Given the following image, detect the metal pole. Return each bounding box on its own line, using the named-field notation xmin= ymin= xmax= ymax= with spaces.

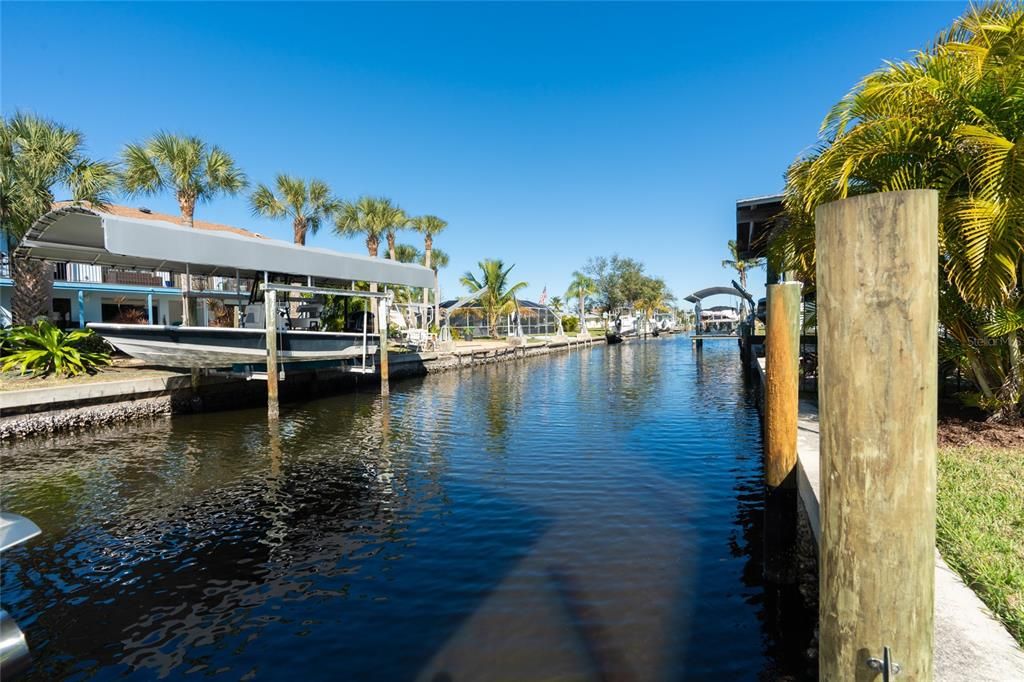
xmin=265 ymin=287 xmax=280 ymax=421
xmin=361 ymin=302 xmax=368 ymax=372
xmin=77 ymin=290 xmax=85 ymax=328
xmin=146 ymin=293 xmax=153 ymax=325
xmin=379 ymin=298 xmax=390 ymax=397
xmin=182 ymin=264 xmax=191 ymax=326
xmin=817 ymin=190 xmax=937 ymax=680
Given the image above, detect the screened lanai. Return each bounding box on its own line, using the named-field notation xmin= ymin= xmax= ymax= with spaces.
xmin=439 ymin=299 xmax=562 ymax=339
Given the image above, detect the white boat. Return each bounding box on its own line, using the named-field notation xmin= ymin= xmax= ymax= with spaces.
xmin=88 ymin=323 xmax=378 ymax=368
xmin=606 ymin=307 xmax=638 ymax=343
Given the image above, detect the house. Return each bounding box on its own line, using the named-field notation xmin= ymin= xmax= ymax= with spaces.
xmin=1 ymin=203 xmax=266 ymax=328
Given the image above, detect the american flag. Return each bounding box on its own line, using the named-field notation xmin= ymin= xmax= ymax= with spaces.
xmin=539 ymin=286 xmax=547 ymax=305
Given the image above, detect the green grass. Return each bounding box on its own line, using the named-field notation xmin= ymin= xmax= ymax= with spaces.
xmin=937 ymin=445 xmax=1024 ymax=645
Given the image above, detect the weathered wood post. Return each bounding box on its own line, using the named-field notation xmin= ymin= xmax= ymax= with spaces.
xmin=817 ymin=190 xmax=937 ymax=680
xmin=379 ymin=297 xmax=390 ymax=398
xmin=763 ymin=280 xmax=801 ymax=583
xmin=265 ymin=288 xmax=280 ymax=420
xmin=764 ymin=281 xmax=801 ymax=487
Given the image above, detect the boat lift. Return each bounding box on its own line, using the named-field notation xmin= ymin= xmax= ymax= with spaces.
xmin=16 ymin=204 xmax=437 ymax=416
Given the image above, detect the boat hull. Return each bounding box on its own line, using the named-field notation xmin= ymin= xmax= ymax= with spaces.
xmin=88 ymin=324 xmax=379 ymax=368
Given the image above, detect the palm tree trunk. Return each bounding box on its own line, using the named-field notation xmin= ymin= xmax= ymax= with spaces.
xmin=387 ymin=233 xmax=396 ymax=261
xmin=11 ymin=255 xmax=53 ymax=325
xmin=177 ymin=194 xmax=196 ymax=228
xmin=293 ymin=217 xmax=307 ymax=246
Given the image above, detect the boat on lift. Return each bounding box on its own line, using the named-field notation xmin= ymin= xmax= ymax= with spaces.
xmin=606 ymin=307 xmax=638 ymax=344
xmin=16 ymin=204 xmax=436 ymax=370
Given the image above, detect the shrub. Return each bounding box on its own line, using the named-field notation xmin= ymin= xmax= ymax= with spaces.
xmin=0 ymin=321 xmax=112 ymax=377
xmin=562 ymin=315 xmax=580 ymax=333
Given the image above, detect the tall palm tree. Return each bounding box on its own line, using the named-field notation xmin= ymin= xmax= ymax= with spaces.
xmin=565 ymin=270 xmax=597 ymax=333
xmin=721 ymin=239 xmax=763 ymax=291
xmin=459 ymin=259 xmax=528 ymax=339
xmin=249 ymin=174 xmax=340 ymax=246
xmin=1 ymin=113 xmax=118 ymax=324
xmin=771 ymin=2 xmax=1023 ymax=419
xmin=120 ymin=132 xmax=247 ymax=228
xmin=410 ymin=215 xmax=448 ymax=305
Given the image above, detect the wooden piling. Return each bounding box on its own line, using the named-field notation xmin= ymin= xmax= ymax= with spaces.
xmin=763 ymin=282 xmax=801 ymax=488
xmin=379 ymin=298 xmax=390 ymax=398
xmin=265 ymin=288 xmax=280 ymax=420
xmin=817 ymin=190 xmax=937 ymax=680
xmin=762 ymin=281 xmax=801 ymax=584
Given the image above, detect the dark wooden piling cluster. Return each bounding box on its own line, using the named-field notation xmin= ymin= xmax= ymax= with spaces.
xmin=741 ymin=189 xmax=938 ymax=678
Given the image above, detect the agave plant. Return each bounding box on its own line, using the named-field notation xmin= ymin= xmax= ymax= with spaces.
xmin=1 ymin=321 xmax=112 ymax=377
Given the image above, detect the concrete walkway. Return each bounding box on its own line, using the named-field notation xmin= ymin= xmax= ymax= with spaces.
xmin=795 ymin=399 xmax=1024 ymax=680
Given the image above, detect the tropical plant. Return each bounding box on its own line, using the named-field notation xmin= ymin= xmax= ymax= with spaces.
xmin=549 ymin=296 xmax=564 ymax=314
xmin=425 ymin=247 xmax=449 ymax=272
xmin=721 ymin=238 xmax=764 ymax=291
xmin=410 ymin=214 xmax=448 ymax=303
xmin=565 ymin=270 xmax=597 ymax=324
xmin=1 ymin=113 xmax=118 ymax=324
xmin=250 ymin=174 xmax=340 ymax=245
xmin=389 ymin=243 xmax=421 ymax=263
xmin=770 ymin=2 xmax=1024 ymax=419
xmin=1 ymin=321 xmax=112 ymax=377
xmin=562 ymin=315 xmax=580 ymax=333
xmin=459 ymin=259 xmax=528 ymax=339
xmin=121 ymin=132 xmax=247 ymax=227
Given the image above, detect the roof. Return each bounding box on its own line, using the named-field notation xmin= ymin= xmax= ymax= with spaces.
xmin=16 ymin=205 xmax=435 ymax=288
xmin=53 ymin=201 xmax=266 ymax=240
xmin=440 ymin=298 xmax=552 ymax=310
xmin=736 ymin=193 xmax=785 ymax=260
xmin=684 ymin=285 xmax=746 ymax=304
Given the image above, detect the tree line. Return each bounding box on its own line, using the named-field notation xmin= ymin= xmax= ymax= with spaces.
xmin=1 ymin=117 xmax=448 ymax=322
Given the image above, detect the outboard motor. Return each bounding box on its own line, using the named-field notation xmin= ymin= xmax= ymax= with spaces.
xmin=0 ymin=513 xmax=41 ymax=678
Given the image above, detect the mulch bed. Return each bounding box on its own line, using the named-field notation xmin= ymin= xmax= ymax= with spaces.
xmin=938 ymin=405 xmax=1024 ymax=449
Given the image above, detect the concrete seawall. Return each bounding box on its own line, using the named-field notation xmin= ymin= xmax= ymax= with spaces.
xmin=751 ymin=355 xmax=1024 ymax=680
xmin=1 ymin=336 xmax=607 ymax=440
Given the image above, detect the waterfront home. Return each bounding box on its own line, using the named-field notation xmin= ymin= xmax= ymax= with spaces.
xmin=1 ymin=203 xmax=267 ymax=328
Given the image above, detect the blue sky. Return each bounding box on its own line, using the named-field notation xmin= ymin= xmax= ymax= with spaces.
xmin=2 ymin=1 xmax=962 ymax=307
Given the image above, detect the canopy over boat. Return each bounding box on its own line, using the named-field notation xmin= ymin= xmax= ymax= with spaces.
xmin=683 ymin=285 xmax=747 ymax=304
xmin=15 ymin=204 xmax=435 ymax=288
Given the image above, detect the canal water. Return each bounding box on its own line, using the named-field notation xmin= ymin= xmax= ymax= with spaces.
xmin=1 ymin=336 xmax=812 ymax=680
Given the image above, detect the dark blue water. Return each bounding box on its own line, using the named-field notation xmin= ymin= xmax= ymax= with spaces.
xmin=1 ymin=337 xmax=810 ymax=680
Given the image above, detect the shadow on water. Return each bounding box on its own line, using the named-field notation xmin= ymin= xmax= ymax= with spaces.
xmin=1 ymin=336 xmax=814 ymax=680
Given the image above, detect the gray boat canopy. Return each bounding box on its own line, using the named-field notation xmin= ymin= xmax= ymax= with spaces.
xmin=683 ymin=285 xmax=747 ymax=304
xmin=15 ymin=205 xmax=436 ymax=288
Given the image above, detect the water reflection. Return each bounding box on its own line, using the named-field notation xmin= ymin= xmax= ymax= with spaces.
xmin=1 ymin=337 xmax=809 ymax=680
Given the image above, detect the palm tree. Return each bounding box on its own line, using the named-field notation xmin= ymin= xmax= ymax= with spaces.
xmin=771 ymin=2 xmax=1023 ymax=419
xmin=120 ymin=132 xmax=247 ymax=227
xmin=424 ymin=247 xmax=449 ymax=272
xmin=249 ymin=174 xmax=339 ymax=245
xmin=459 ymin=259 xmax=528 ymax=339
xmin=721 ymin=239 xmax=764 ymax=291
xmin=389 ymin=243 xmax=421 ymax=263
xmin=1 ymin=113 xmax=118 ymax=324
xmin=549 ymin=296 xmax=564 ymax=314
xmin=333 ymin=197 xmax=403 ymax=330
xmin=410 ymin=215 xmax=448 ymax=305
xmin=565 ymin=270 xmax=597 ymax=333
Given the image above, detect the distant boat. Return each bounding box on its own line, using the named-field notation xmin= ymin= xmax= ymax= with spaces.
xmin=605 ymin=308 xmax=638 ymax=344
xmin=88 ymin=323 xmax=377 ymax=368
